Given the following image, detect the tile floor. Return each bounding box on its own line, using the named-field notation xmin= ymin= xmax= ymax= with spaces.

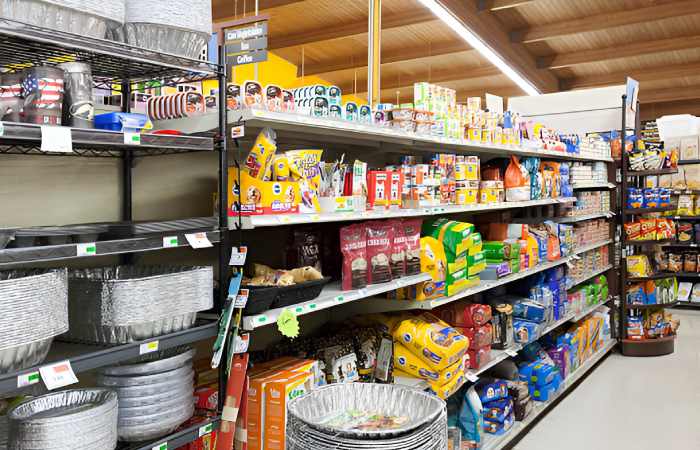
xmin=515 ymin=308 xmax=700 ymax=450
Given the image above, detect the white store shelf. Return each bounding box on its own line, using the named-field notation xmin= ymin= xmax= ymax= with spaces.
xmin=361 ymin=239 xmax=613 ymax=313
xmin=570 ymin=264 xmax=614 ymax=288
xmin=241 ymin=273 xmax=431 ymax=330
xmin=232 ymin=197 xmax=577 ymax=229
xmin=572 ymin=182 xmax=616 ymax=190
xmin=553 ymin=211 xmax=615 ymax=223
xmin=481 ymin=339 xmax=616 ymax=450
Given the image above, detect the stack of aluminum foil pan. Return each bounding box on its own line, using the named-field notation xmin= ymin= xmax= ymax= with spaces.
xmin=0 ymin=0 xmax=125 ymax=39
xmin=63 ymin=266 xmax=213 ymax=344
xmin=0 ymin=414 xmax=7 ymax=450
xmin=0 ymin=269 xmax=68 ymax=374
xmin=6 ymin=389 xmax=118 ymax=450
xmin=124 ymin=0 xmax=211 ymax=59
xmin=97 ymin=347 xmax=195 ymax=442
xmin=286 ymin=384 xmax=448 ymax=450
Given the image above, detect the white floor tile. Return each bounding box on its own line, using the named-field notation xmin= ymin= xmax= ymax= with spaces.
xmin=514 ymin=309 xmax=700 ymax=450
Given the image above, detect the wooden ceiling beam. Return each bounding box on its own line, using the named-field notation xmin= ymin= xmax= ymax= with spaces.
xmin=343 ymin=66 xmax=502 ymax=98
xmin=431 ymin=0 xmax=559 ymax=93
xmin=477 ymin=0 xmax=540 ymax=11
xmin=269 ymin=8 xmax=435 ymax=50
xmin=561 ymin=62 xmax=700 ymax=90
xmin=641 ymin=100 xmax=700 ymax=121
xmin=212 ymin=0 xmax=303 ymax=20
xmin=299 ymin=42 xmax=472 ymax=77
xmin=640 ymin=85 xmax=700 ymax=104
xmin=539 ymin=34 xmax=700 ymax=69
xmin=513 ymin=0 xmax=700 ymax=43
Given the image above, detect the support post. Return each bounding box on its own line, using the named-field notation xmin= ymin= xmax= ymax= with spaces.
xmin=367 ymin=0 xmax=381 ymax=107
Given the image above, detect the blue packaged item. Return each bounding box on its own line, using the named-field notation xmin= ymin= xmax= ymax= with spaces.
xmin=521 ymin=342 xmax=555 ymax=366
xmin=475 ymin=379 xmax=509 ymax=404
xmin=522 ymin=158 xmax=542 ymax=200
xmin=519 ymin=361 xmax=558 ymax=387
xmin=95 ymin=112 xmax=148 ymax=132
xmin=483 ymin=411 xmax=515 ymax=435
xmin=643 ymin=188 xmax=659 ymax=208
xmin=513 ymin=300 xmax=546 ymax=323
xmin=626 ymin=285 xmax=646 ymax=306
xmin=529 ymin=372 xmax=563 ymax=401
xmin=458 ymin=386 xmax=484 ymax=448
xmin=513 ymin=319 xmax=539 ymax=344
xmin=658 ymin=188 xmax=671 ymax=206
xmin=482 ymin=398 xmax=513 ymax=423
xmin=626 ymin=188 xmax=643 ymax=209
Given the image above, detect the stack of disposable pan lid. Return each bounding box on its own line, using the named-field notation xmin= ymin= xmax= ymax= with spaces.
xmin=0 ymin=269 xmax=68 ymax=374
xmin=0 ymin=414 xmax=7 ymax=450
xmin=286 ymin=384 xmax=448 ymax=450
xmin=6 ymin=389 xmax=118 ymax=450
xmin=63 ymin=266 xmax=213 ymax=344
xmin=97 ymin=347 xmax=195 ymax=442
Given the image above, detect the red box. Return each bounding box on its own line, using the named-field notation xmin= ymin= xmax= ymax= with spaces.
xmin=466 ymin=346 xmax=491 ymax=369
xmin=436 ymin=302 xmax=492 ymax=328
xmin=456 ymin=323 xmax=493 ymax=349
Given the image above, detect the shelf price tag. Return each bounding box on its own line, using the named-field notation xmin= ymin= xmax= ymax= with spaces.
xmin=185 ymin=232 xmax=213 ymax=249
xmin=41 ymin=126 xmax=73 ymax=153
xmin=198 ymin=423 xmax=214 ymax=437
xmin=465 ymin=372 xmax=479 ymax=383
xmin=162 ymin=236 xmax=179 ymax=248
xmin=229 ymin=246 xmax=248 ymax=266
xmin=234 ymin=289 xmax=249 ymax=308
xmin=233 ymin=334 xmax=250 ymax=354
xmin=152 ymin=443 xmax=167 ymax=450
xmin=505 ymin=349 xmax=518 ymax=357
xmin=17 ymin=371 xmax=40 ymax=388
xmin=39 ymin=360 xmax=78 ymax=390
xmin=124 ymin=131 xmax=141 ymax=145
xmin=76 ymin=243 xmax=97 ymax=257
xmin=231 ymin=125 xmax=245 ymax=138
xmin=139 ymin=340 xmax=159 ymax=355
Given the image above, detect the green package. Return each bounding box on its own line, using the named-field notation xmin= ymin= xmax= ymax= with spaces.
xmin=422 ymin=218 xmax=475 ymax=258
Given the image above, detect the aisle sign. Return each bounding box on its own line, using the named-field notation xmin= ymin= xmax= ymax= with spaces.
xmin=224 ymin=18 xmax=269 ymax=67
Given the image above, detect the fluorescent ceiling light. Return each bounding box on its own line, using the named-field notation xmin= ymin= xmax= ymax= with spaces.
xmin=416 ymin=0 xmax=541 ymax=96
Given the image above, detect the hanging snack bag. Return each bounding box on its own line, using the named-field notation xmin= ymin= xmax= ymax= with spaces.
xmin=366 ymin=222 xmax=394 ymax=284
xmin=288 ymin=149 xmax=323 ymax=213
xmin=393 ymin=313 xmax=469 ymax=371
xmin=244 ymin=127 xmax=277 ymax=179
xmin=403 ymin=219 xmax=422 ymax=276
xmin=504 ymin=156 xmax=530 ymax=202
xmin=340 ymin=224 xmax=368 ymax=290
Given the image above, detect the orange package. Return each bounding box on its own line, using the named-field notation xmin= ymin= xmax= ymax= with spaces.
xmin=264 ymin=371 xmax=315 ymax=450
xmin=504 ymin=156 xmax=530 ymax=202
xmin=624 ymin=222 xmax=641 ymax=241
xmin=656 ymin=219 xmax=676 ymax=240
xmin=639 ymin=219 xmax=656 ymax=241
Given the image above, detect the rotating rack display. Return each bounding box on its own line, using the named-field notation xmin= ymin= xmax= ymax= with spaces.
xmin=619 ymin=96 xmax=677 ymax=357
xmin=0 ymin=18 xmax=230 ymax=450
xmin=166 ymin=87 xmax=621 ymax=448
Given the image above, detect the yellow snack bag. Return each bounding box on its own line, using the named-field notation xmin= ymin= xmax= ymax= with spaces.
xmin=394 ymin=344 xmax=464 ymax=385
xmin=405 ymin=237 xmax=446 ymax=301
xmin=427 ymin=367 xmax=465 ymax=400
xmin=272 ymin=155 xmax=290 ymax=181
xmin=287 ymin=149 xmax=323 ymax=213
xmin=244 ymin=128 xmax=277 ymax=179
xmin=393 ymin=313 xmax=469 ymax=371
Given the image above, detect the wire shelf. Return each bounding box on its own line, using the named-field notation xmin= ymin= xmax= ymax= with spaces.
xmin=0 ymin=18 xmax=221 ymax=84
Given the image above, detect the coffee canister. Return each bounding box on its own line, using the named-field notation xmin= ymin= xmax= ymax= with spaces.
xmin=21 ymin=66 xmax=64 ymax=125
xmin=57 ymin=62 xmax=94 ymax=128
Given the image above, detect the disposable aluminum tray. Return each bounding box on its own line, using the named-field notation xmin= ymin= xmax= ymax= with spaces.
xmin=112 ymin=371 xmax=193 ymax=398
xmin=117 ymin=388 xmax=194 ymax=418
xmin=125 ymin=0 xmax=211 ymax=34
xmin=64 ymin=266 xmax=212 ymax=344
xmin=0 ymin=270 xmax=68 ymax=353
xmin=1 ymin=415 xmax=7 ymax=450
xmin=117 ymin=401 xmax=193 ymax=442
xmin=0 ymin=337 xmax=53 ymax=375
xmin=117 ymin=384 xmax=193 ymax=409
xmin=97 ymin=364 xmax=192 ymax=387
xmin=123 ymin=23 xmax=208 ymax=60
xmin=0 ymin=0 xmax=124 ymax=39
xmin=118 ymin=396 xmax=192 ymax=426
xmin=7 ymin=389 xmax=117 ymax=449
xmin=287 ymin=384 xmax=445 ymax=439
xmin=100 ymin=347 xmax=194 ymax=376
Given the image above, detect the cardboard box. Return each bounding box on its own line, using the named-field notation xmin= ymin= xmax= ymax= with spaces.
xmin=228 ymin=168 xmax=299 ymax=216
xmin=263 ymin=371 xmax=314 ymax=450
xmin=680 ymin=136 xmax=698 ymax=161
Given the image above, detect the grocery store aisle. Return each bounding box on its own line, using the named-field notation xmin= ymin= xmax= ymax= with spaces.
xmin=515 ymin=309 xmax=700 ymax=450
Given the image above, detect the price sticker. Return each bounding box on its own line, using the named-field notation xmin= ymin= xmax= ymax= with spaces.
xmin=39 ymin=360 xmax=78 ymax=390
xmin=231 ymin=125 xmax=245 ymax=139
xmin=139 ymin=340 xmax=159 ymax=355
xmin=17 ymin=371 xmax=40 ymax=388
xmin=234 ymin=289 xmax=249 ymax=308
xmin=279 ymin=216 xmax=292 ymax=224
xmin=76 ymin=243 xmax=97 ymax=256
xmin=505 ymin=349 xmax=518 ymax=357
xmin=465 ymin=372 xmax=479 ymax=383
xmin=162 ymin=236 xmax=179 ymax=248
xmin=335 ymin=295 xmax=345 ymax=303
xmin=185 ymin=232 xmax=213 ymax=249
xmin=152 ymin=443 xmax=167 ymax=450
xmin=233 ymin=334 xmax=250 ymax=354
xmin=357 ymin=289 xmax=368 ymax=297
xmin=124 ymin=131 xmax=141 ymax=145
xmin=229 ymin=246 xmax=248 ymax=266
xmin=41 ymin=126 xmax=73 ymax=153
xmin=199 ymin=423 xmax=214 ymax=437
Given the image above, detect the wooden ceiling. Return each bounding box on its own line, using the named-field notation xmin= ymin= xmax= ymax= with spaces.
xmin=213 ymin=0 xmax=700 ymax=119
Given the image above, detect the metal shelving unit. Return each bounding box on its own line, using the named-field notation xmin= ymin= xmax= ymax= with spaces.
xmin=0 ymin=18 xmax=229 ymax=450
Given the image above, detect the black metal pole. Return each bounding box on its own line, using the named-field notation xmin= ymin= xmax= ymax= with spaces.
xmin=619 ymin=95 xmax=627 ymax=342
xmin=121 ymin=80 xmax=133 ymax=222
xmin=217 ymin=43 xmax=231 ymax=413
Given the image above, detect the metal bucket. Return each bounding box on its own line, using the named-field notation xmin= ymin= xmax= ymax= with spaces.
xmin=57 ymin=62 xmax=94 ymax=128
xmin=21 ymin=67 xmax=64 ymax=125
